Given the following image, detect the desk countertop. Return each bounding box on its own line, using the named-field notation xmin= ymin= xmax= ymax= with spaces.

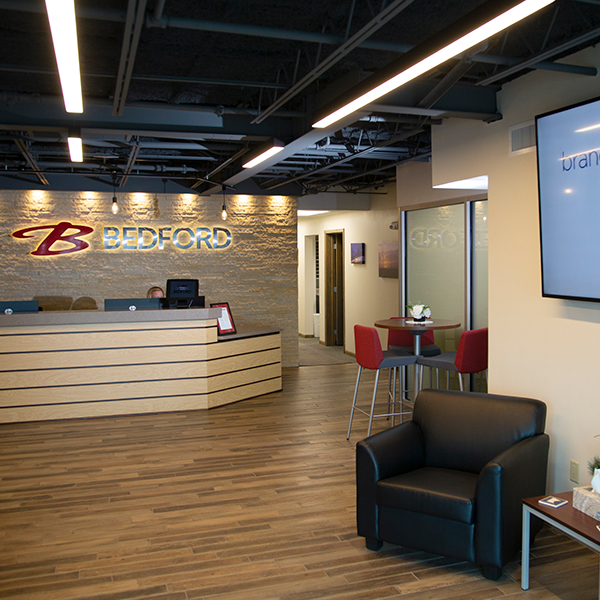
xmin=0 ymin=307 xmax=222 ymax=328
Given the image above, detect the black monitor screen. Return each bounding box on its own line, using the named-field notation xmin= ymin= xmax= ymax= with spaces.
xmin=166 ymin=279 xmax=199 ymax=299
xmin=536 ymin=95 xmax=600 ymax=302
xmin=0 ymin=300 xmax=39 ymax=314
xmin=104 ymin=298 xmax=161 ymax=311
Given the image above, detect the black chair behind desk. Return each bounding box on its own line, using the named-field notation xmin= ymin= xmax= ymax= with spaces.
xmin=356 ymin=388 xmax=549 ymax=580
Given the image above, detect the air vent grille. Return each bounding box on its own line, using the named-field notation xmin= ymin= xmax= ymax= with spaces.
xmin=509 ymin=121 xmax=536 ymax=155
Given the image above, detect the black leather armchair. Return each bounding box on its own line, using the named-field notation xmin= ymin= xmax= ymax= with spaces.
xmin=356 ymin=389 xmax=549 ymax=580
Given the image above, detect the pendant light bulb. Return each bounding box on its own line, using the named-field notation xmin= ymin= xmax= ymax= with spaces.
xmin=111 ymin=196 xmax=119 ymax=214
xmin=221 ymin=185 xmax=227 ymax=220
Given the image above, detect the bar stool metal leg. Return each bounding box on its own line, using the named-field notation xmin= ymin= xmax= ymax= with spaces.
xmin=347 ymin=365 xmax=363 ymax=439
xmin=367 ymin=370 xmax=381 ymax=437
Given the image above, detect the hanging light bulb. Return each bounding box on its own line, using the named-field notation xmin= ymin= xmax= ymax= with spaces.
xmin=111 ymin=175 xmax=119 ymax=214
xmin=221 ymin=185 xmax=227 ymax=220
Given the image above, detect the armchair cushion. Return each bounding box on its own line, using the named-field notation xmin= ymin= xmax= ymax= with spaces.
xmin=377 ymin=467 xmax=478 ymax=523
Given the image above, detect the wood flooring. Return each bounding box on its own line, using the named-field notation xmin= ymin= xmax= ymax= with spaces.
xmin=0 ymin=363 xmax=597 ymax=599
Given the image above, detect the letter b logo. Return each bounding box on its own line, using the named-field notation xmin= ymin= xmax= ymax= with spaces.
xmin=13 ymin=222 xmax=94 ymax=256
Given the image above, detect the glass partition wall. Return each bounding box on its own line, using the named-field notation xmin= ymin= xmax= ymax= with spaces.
xmin=401 ymin=197 xmax=488 ymax=392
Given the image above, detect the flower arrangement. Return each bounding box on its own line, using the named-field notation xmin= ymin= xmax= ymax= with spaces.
xmin=407 ymin=301 xmax=431 ymax=321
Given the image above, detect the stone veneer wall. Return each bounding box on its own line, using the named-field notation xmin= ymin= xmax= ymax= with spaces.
xmin=1 ymin=190 xmax=299 ymax=367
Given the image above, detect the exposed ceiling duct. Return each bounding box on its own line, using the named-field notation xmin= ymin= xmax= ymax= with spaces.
xmin=0 ymin=0 xmax=598 ymax=196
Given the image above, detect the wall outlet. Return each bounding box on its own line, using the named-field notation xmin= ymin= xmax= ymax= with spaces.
xmin=570 ymin=460 xmax=579 ymax=484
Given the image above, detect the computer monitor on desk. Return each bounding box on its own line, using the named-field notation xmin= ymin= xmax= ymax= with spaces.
xmin=164 ymin=279 xmax=204 ymax=309
xmin=104 ymin=298 xmax=161 ymax=311
xmin=0 ymin=300 xmax=39 ymax=314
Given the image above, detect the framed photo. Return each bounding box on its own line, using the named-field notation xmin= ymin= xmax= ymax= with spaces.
xmin=378 ymin=241 xmax=399 ymax=278
xmin=351 ymin=243 xmax=365 ymax=264
xmin=210 ymin=302 xmax=236 ymax=335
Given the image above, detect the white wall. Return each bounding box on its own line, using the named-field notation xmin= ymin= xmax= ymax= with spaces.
xmin=429 ymin=46 xmax=600 ymax=493
xmin=297 ymin=184 xmax=400 ymax=354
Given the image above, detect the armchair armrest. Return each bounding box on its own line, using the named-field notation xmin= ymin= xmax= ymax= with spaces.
xmin=475 ymin=433 xmax=550 ymax=570
xmin=356 ymin=422 xmax=425 ymax=541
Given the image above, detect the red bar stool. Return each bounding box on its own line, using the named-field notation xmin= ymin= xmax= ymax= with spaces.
xmin=347 ymin=325 xmax=418 ymax=439
xmin=417 ymin=327 xmax=488 ymax=391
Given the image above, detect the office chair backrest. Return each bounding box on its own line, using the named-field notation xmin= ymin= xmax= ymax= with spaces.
xmin=455 ymin=327 xmax=488 ymax=373
xmin=413 ymin=388 xmax=547 ymax=473
xmin=354 ymin=325 xmax=384 ymax=370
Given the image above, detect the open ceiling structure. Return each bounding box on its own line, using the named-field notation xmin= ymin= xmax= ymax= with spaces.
xmin=0 ymin=0 xmax=599 ymax=197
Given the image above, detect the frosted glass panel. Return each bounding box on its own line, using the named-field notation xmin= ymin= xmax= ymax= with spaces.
xmin=406 ymin=204 xmax=464 ymax=352
xmin=472 ymin=200 xmax=488 ymax=329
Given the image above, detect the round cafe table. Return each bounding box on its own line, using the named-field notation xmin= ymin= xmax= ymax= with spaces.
xmin=374 ymin=318 xmax=461 ymax=395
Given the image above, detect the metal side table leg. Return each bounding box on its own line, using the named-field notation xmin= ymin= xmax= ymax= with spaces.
xmin=521 ymin=505 xmax=530 ymax=590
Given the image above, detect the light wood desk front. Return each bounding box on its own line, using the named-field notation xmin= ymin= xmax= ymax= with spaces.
xmin=0 ymin=309 xmax=281 ymax=423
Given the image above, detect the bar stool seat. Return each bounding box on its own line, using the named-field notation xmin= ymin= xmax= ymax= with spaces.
xmin=417 ymin=327 xmax=488 ymax=391
xmin=347 ymin=325 xmax=417 ymax=439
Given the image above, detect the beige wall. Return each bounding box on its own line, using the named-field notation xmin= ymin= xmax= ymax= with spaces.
xmin=425 ymin=46 xmax=600 ymax=492
xmin=297 ymin=184 xmax=400 ymax=354
xmin=1 ymin=190 xmax=299 ymax=367
xmin=396 ymin=160 xmax=482 ymax=208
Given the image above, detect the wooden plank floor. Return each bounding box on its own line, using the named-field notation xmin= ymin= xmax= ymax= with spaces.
xmin=0 ymin=363 xmax=597 ymax=599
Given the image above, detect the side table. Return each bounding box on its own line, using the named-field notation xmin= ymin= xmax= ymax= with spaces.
xmin=522 ymin=491 xmax=600 ymax=598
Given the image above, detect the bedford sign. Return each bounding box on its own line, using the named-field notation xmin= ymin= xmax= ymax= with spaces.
xmin=12 ymin=222 xmax=232 ymax=256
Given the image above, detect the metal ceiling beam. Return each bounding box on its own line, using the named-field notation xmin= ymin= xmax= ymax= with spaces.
xmin=417 ymin=59 xmax=478 ymax=109
xmin=310 ymin=149 xmax=431 ymax=192
xmin=0 ymin=0 xmax=594 ymax=77
xmin=112 ymin=0 xmax=147 ymax=116
xmin=265 ymin=127 xmax=424 ymax=189
xmin=477 ymin=24 xmax=600 ymax=85
xmin=13 ymin=138 xmax=49 ymax=185
xmin=199 ymin=110 xmax=370 ymax=195
xmin=251 ymin=0 xmax=416 ymax=124
xmin=117 ymin=138 xmax=140 ymax=187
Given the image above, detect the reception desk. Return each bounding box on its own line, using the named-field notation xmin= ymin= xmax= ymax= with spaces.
xmin=0 ymin=309 xmax=281 ymax=423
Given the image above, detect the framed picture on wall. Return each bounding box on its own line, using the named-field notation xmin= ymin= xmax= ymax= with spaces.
xmin=210 ymin=302 xmax=236 ymax=335
xmin=351 ymin=243 xmax=365 ymax=264
xmin=378 ymin=241 xmax=399 ymax=278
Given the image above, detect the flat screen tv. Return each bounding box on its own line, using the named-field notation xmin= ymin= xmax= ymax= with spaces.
xmin=536 ymin=95 xmax=600 ymax=302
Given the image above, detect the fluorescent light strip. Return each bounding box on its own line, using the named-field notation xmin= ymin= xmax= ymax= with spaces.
xmin=313 ymin=0 xmax=555 ymax=129
xmin=67 ymin=136 xmax=83 ymax=162
xmin=45 ymin=0 xmax=83 ymax=113
xmin=242 ymin=146 xmax=284 ymax=169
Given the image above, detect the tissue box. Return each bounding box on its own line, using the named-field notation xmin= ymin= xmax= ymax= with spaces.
xmin=573 ymin=486 xmax=600 ymax=520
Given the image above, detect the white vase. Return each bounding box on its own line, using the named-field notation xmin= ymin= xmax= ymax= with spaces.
xmin=592 ymin=468 xmax=600 ymax=494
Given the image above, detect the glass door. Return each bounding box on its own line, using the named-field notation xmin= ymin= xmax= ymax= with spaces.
xmin=406 ymin=204 xmax=465 ymax=352
xmin=403 ymin=199 xmax=488 ymax=391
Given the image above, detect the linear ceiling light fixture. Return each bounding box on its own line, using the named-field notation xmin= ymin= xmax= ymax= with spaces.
xmin=313 ymin=0 xmax=555 ymax=129
xmin=45 ymin=0 xmax=83 ymax=113
xmin=67 ymin=129 xmax=83 ymax=162
xmin=242 ymin=139 xmax=284 ymax=169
